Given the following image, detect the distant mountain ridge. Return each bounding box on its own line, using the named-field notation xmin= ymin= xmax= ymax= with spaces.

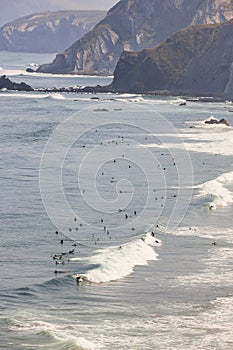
xmin=110 ymin=19 xmax=233 ymax=99
xmin=0 ymin=11 xmax=106 ymax=53
xmin=37 ymin=0 xmax=233 ymax=75
xmin=0 ymin=0 xmax=114 ymax=26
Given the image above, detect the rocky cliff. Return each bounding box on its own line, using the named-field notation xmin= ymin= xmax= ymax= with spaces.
xmin=0 ymin=11 xmax=105 ymax=53
xmin=37 ymin=0 xmax=233 ymax=75
xmin=224 ymin=63 xmax=233 ymax=100
xmin=110 ymin=19 xmax=233 ymax=98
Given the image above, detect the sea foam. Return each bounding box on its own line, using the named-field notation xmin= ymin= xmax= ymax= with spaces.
xmin=144 ymin=115 xmax=233 ymax=156
xmin=72 ymin=232 xmax=161 ymax=283
xmin=10 ymin=319 xmax=97 ymax=350
xmin=196 ymin=170 xmax=233 ymax=209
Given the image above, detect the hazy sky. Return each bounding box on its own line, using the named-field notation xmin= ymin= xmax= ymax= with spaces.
xmin=0 ymin=0 xmax=118 ymax=26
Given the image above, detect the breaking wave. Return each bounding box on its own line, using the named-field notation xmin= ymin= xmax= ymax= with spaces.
xmin=10 ymin=318 xmax=97 ymax=350
xmin=196 ymin=170 xmax=233 ymax=209
xmin=71 ymin=232 xmax=161 ymax=283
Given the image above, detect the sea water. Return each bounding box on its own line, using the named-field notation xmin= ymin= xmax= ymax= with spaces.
xmin=0 ymin=52 xmax=233 ymax=350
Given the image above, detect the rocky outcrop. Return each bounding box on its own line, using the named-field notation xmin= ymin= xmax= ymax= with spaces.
xmin=110 ymin=19 xmax=233 ymax=98
xmin=205 ymin=118 xmax=230 ymax=126
xmin=0 ymin=11 xmax=105 ymax=53
xmin=37 ymin=0 xmax=233 ymax=75
xmin=0 ymin=75 xmax=33 ymax=91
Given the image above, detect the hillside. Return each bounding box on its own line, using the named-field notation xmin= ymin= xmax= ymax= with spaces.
xmin=0 ymin=0 xmax=114 ymax=26
xmin=110 ymin=19 xmax=233 ymax=99
xmin=37 ymin=0 xmax=233 ymax=75
xmin=0 ymin=11 xmax=105 ymax=53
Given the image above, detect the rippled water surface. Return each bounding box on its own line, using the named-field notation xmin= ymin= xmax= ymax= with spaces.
xmin=1 ymin=52 xmax=233 ymax=350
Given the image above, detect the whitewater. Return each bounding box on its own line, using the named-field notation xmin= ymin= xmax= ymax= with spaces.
xmin=1 ymin=52 xmax=233 ymax=350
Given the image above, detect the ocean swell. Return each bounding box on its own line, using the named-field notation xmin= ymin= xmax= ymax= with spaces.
xmin=196 ymin=170 xmax=233 ymax=209
xmin=72 ymin=232 xmax=161 ymax=283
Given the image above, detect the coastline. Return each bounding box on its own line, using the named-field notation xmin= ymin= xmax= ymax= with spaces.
xmin=1 ymin=58 xmax=233 ymax=350
xmin=0 ymin=74 xmax=229 ymax=102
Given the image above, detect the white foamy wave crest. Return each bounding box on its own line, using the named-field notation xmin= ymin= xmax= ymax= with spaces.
xmin=114 ymin=93 xmax=144 ymax=103
xmin=172 ymin=226 xmax=233 ymax=244
xmin=29 ymin=63 xmax=39 ymax=67
xmin=196 ymin=170 xmax=233 ymax=209
xmin=118 ymin=93 xmax=141 ymax=98
xmin=169 ymin=98 xmax=187 ymax=105
xmin=0 ymin=69 xmax=26 ymax=76
xmin=47 ymin=93 xmax=66 ymax=100
xmin=128 ymin=97 xmax=145 ymax=102
xmin=0 ymin=92 xmax=48 ymax=99
xmin=72 ymin=232 xmax=161 ymax=283
xmin=1 ymin=68 xmax=113 ymax=80
xmin=148 ymin=123 xmax=233 ymax=156
xmin=10 ymin=319 xmax=97 ymax=350
xmin=0 ymin=91 xmax=69 ymax=101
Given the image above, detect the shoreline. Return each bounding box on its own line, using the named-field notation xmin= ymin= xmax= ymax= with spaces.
xmin=0 ymin=74 xmax=229 ymax=103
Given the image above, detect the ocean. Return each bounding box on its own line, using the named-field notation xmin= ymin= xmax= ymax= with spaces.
xmin=0 ymin=52 xmax=233 ymax=350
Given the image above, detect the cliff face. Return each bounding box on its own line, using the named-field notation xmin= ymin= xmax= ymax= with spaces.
xmin=37 ymin=0 xmax=233 ymax=75
xmin=0 ymin=11 xmax=105 ymax=53
xmin=224 ymin=63 xmax=233 ymax=100
xmin=111 ymin=19 xmax=233 ymax=98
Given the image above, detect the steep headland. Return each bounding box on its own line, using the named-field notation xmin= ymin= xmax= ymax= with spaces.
xmin=110 ymin=19 xmax=233 ymax=99
xmin=37 ymin=0 xmax=233 ymax=75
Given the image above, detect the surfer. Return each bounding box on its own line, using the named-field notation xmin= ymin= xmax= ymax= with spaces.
xmin=54 ymin=250 xmax=74 ymax=257
xmin=76 ymin=275 xmax=83 ymax=283
xmin=53 ymin=254 xmax=62 ymax=260
xmin=54 ymin=270 xmax=67 ymax=274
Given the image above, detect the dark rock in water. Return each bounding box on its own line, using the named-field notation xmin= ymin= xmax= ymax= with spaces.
xmin=205 ymin=118 xmax=230 ymax=126
xmin=26 ymin=68 xmax=36 ymax=73
xmin=219 ymin=118 xmax=230 ymax=126
xmin=93 ymin=108 xmax=109 ymax=112
xmin=38 ymin=53 xmax=68 ymax=75
xmin=0 ymin=75 xmax=33 ymax=91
